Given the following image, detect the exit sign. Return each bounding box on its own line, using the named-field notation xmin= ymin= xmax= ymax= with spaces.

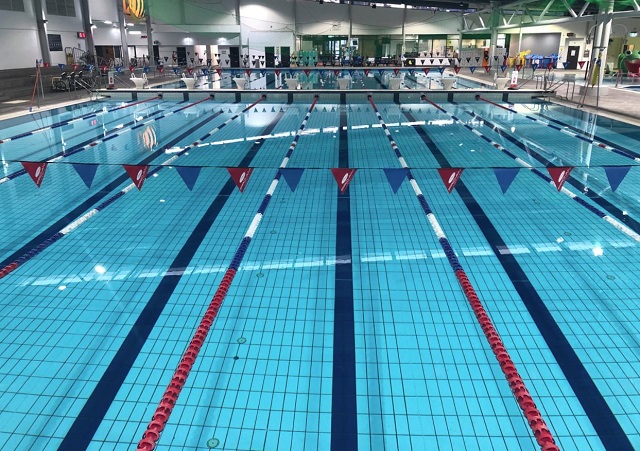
xmin=141 ymin=35 xmax=148 ymax=38
xmin=77 ymin=31 xmax=86 ymax=38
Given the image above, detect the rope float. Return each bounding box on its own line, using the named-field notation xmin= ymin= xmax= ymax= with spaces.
xmin=0 ymin=95 xmax=215 ymax=185
xmin=0 ymin=96 xmax=267 ymax=281
xmin=422 ymin=95 xmax=640 ymax=244
xmin=136 ymin=95 xmax=319 ymax=451
xmin=474 ymin=95 xmax=640 ymax=163
xmin=0 ymin=95 xmax=163 ymax=144
xmin=368 ymin=94 xmax=559 ymax=451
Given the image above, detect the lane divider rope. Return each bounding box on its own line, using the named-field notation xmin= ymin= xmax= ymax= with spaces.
xmin=0 ymin=95 xmax=215 ymax=185
xmin=0 ymin=96 xmax=267 ymax=281
xmin=0 ymin=95 xmax=163 ymax=144
xmin=474 ymin=95 xmax=640 ymax=162
xmin=422 ymin=95 xmax=640 ymax=243
xmin=369 ymin=94 xmax=559 ymax=451
xmin=136 ymin=94 xmax=319 ymax=451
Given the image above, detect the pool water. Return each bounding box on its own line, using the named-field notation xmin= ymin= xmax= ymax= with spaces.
xmin=0 ymin=94 xmax=639 ymax=451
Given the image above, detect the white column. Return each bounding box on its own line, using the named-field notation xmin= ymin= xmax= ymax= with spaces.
xmin=597 ymin=1 xmax=615 ymax=86
xmin=146 ymin=15 xmax=154 ymax=66
xmin=32 ymin=0 xmax=51 ymax=63
xmin=116 ymin=0 xmax=129 ymax=67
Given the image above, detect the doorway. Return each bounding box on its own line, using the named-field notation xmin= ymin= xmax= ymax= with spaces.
xmin=176 ymin=47 xmax=187 ymax=66
xmin=265 ymin=46 xmax=275 ymax=68
xmin=229 ymin=47 xmax=240 ymax=67
xmin=566 ymin=45 xmax=580 ymax=70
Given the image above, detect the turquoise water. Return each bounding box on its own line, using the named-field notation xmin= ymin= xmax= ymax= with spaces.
xmin=0 ymin=95 xmax=639 ymax=450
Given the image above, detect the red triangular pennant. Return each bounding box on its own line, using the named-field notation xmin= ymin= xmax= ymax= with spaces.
xmin=437 ymin=168 xmax=463 ymax=193
xmin=578 ymin=61 xmax=586 ymax=69
xmin=364 ymin=69 xmax=370 ymax=76
xmin=547 ymin=62 xmax=554 ymax=70
xmin=334 ymin=69 xmax=340 ymax=76
xmin=21 ymin=162 xmax=48 ymax=187
xmin=123 ymin=165 xmax=149 ymax=190
xmin=216 ymin=68 xmax=223 ymax=76
xmin=245 ymin=69 xmax=252 ymax=76
xmin=454 ymin=66 xmax=461 ymax=74
xmin=227 ymin=167 xmax=253 ymax=192
xmin=485 ymin=66 xmax=491 ymax=73
xmin=393 ymin=68 xmax=400 ymax=75
xmin=547 ymin=167 xmax=573 ymax=191
xmin=330 ymin=168 xmax=357 ymax=194
xmin=516 ymin=64 xmax=523 ymax=71
xmin=422 ymin=68 xmax=430 ymax=75
xmin=275 ymin=69 xmax=281 ymax=76
xmin=304 ymin=69 xmax=310 ymax=76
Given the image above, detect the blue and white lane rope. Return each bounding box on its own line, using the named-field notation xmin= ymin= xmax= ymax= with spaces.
xmin=474 ymin=95 xmax=640 ymax=162
xmin=421 ymin=95 xmax=640 ymax=243
xmin=0 ymin=95 xmax=268 ymax=280
xmin=136 ymin=95 xmax=319 ymax=451
xmin=0 ymin=95 xmax=215 ymax=185
xmin=0 ymin=95 xmax=163 ymax=144
xmin=367 ymin=94 xmax=558 ymax=451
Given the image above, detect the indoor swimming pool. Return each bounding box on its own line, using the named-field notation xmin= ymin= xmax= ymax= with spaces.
xmin=1 ymin=91 xmax=639 ymax=451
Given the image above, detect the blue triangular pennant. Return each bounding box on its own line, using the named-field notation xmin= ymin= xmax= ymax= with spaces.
xmin=438 ymin=67 xmax=445 ymax=74
xmin=469 ymin=66 xmax=476 ymax=74
xmin=172 ymin=67 xmax=179 ymax=75
xmin=176 ymin=166 xmax=202 ymax=191
xmin=348 ymin=69 xmax=355 ymax=77
xmin=289 ymin=69 xmax=296 ymax=77
xmin=320 ymin=70 xmax=326 ymax=77
xmin=378 ymin=69 xmax=385 ymax=76
xmin=279 ymin=168 xmax=304 ymax=192
xmin=260 ymin=69 xmax=266 ymax=76
xmin=72 ymin=163 xmax=98 ymax=188
xmin=383 ymin=168 xmax=409 ymax=194
xmin=604 ymin=166 xmax=631 ymax=192
xmin=532 ymin=63 xmax=539 ymax=72
xmin=500 ymin=65 xmax=507 ymax=73
xmin=563 ymin=62 xmax=569 ymax=69
xmin=409 ymin=69 xmax=415 ymax=76
xmin=494 ymin=168 xmax=519 ymax=193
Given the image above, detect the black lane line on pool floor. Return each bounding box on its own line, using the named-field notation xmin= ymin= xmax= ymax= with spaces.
xmin=58 ymin=106 xmax=288 ymax=450
xmin=404 ymin=108 xmax=634 ymax=451
xmin=331 ymin=104 xmax=358 ymax=450
xmin=458 ymin=105 xmax=640 ymax=236
xmin=0 ymin=107 xmax=223 ymax=270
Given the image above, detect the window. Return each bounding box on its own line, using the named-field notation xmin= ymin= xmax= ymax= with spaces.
xmin=0 ymin=0 xmax=25 ymax=12
xmin=46 ymin=0 xmax=75 ymax=17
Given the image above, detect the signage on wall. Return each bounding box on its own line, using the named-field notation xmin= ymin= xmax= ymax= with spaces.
xmin=47 ymin=34 xmax=63 ymax=52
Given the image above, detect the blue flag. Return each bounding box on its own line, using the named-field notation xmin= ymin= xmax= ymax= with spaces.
xmin=494 ymin=168 xmax=519 ymax=193
xmin=72 ymin=163 xmax=98 ymax=188
xmin=438 ymin=67 xmax=445 ymax=74
xmin=176 ymin=166 xmax=202 ymax=191
xmin=378 ymin=69 xmax=385 ymax=76
xmin=383 ymin=168 xmax=409 ymax=194
xmin=604 ymin=166 xmax=631 ymax=192
xmin=279 ymin=168 xmax=304 ymax=192
xmin=469 ymin=66 xmax=476 ymax=74
xmin=500 ymin=65 xmax=507 ymax=73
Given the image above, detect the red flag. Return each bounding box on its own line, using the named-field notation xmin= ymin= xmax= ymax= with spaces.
xmin=516 ymin=64 xmax=522 ymax=71
xmin=393 ymin=68 xmax=400 ymax=75
xmin=330 ymin=168 xmax=357 ymax=194
xmin=21 ymin=162 xmax=48 ymax=187
xmin=73 ymin=64 xmax=79 ymax=72
xmin=454 ymin=66 xmax=461 ymax=74
xmin=364 ymin=69 xmax=370 ymax=76
xmin=245 ymin=69 xmax=252 ymax=76
xmin=275 ymin=69 xmax=281 ymax=76
xmin=123 ymin=165 xmax=149 ymax=190
xmin=187 ymin=67 xmax=193 ymax=75
xmin=227 ymin=167 xmax=253 ymax=192
xmin=547 ymin=62 xmax=554 ymax=70
xmin=216 ymin=68 xmax=223 ymax=76
xmin=334 ymin=69 xmax=340 ymax=76
xmin=43 ymin=62 xmax=50 ymax=68
xmin=437 ymin=168 xmax=463 ymax=193
xmin=484 ymin=66 xmax=491 ymax=73
xmin=578 ymin=61 xmax=586 ymax=69
xmin=422 ymin=68 xmax=430 ymax=75
xmin=129 ymin=65 xmax=135 ymax=73
xmin=304 ymin=69 xmax=310 ymax=76
xmin=547 ymin=167 xmax=573 ymax=191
